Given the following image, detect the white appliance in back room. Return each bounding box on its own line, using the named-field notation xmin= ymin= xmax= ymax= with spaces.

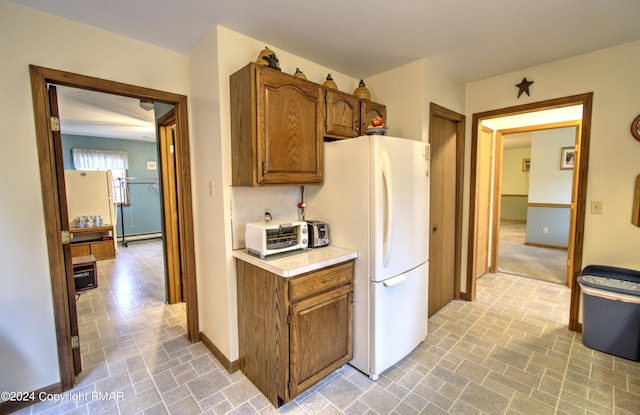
xmin=65 ymin=170 xmax=117 ymax=252
xmin=305 ymin=134 xmax=430 ymax=380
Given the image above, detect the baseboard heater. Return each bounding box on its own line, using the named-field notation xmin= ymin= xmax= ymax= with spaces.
xmin=117 ymin=232 xmax=162 ymax=243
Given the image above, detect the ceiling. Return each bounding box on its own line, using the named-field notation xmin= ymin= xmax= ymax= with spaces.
xmin=12 ymin=0 xmax=640 ymax=82
xmin=15 ymin=0 xmax=639 ymax=141
xmin=56 ymin=86 xmax=157 ymax=142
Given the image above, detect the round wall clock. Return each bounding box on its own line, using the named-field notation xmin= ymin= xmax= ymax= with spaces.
xmin=632 ymin=114 xmax=640 ymax=142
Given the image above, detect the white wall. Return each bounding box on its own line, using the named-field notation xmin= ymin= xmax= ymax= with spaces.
xmin=189 ymin=26 xmax=362 ymax=362
xmin=465 ymin=40 xmax=640 ymax=289
xmin=502 ymin=146 xmax=531 ymax=194
xmin=528 ymin=128 xmax=575 ymax=204
xmin=188 ymin=27 xmax=235 ymax=361
xmin=0 ymin=0 xmax=189 ymax=393
xmin=368 ymin=59 xmax=465 ymax=142
xmin=367 ymin=60 xmax=425 ymax=140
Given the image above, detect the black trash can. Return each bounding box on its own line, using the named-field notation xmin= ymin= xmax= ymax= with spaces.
xmin=577 ymin=265 xmax=640 ymax=361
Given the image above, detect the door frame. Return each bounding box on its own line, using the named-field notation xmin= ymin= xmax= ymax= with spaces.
xmin=157 ymin=110 xmax=184 ymax=304
xmin=467 ymin=93 xmax=593 ymax=332
xmin=490 ymin=121 xmax=582 ymax=279
xmin=29 ymin=65 xmax=199 ymax=390
xmin=429 ymin=103 xmax=465 ymax=301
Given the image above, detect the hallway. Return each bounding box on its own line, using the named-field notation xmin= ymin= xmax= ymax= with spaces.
xmin=16 ymin=241 xmax=640 ymax=414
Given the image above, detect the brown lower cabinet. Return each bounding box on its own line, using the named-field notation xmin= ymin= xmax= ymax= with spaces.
xmin=69 ymin=225 xmax=116 ymax=260
xmin=236 ymin=258 xmax=354 ymax=406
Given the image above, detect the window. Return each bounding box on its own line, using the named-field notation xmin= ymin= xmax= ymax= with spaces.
xmin=72 ymin=149 xmax=129 ymax=205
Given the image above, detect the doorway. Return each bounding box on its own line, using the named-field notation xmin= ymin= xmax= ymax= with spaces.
xmin=29 ymin=65 xmax=199 ymax=390
xmin=467 ymin=93 xmax=593 ymax=332
xmin=428 ymin=103 xmax=465 ymax=316
xmin=494 ymin=124 xmax=580 ymax=286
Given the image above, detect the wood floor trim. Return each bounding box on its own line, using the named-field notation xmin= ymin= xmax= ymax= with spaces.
xmin=199 ymin=332 xmax=240 ymax=374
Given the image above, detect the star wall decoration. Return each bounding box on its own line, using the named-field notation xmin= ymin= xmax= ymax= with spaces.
xmin=516 ymin=77 xmax=534 ymax=98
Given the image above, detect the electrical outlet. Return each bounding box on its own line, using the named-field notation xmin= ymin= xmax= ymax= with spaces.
xmin=591 ymin=200 xmax=603 ymax=215
xmin=263 ymin=209 xmax=272 ymax=222
xmin=542 ymin=227 xmax=549 ymax=234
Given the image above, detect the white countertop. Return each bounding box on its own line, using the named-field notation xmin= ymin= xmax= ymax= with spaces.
xmin=233 ymin=246 xmax=357 ymax=277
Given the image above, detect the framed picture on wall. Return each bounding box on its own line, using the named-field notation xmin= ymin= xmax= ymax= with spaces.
xmin=560 ymin=147 xmax=575 ymax=170
xmin=522 ymin=158 xmax=530 ymax=172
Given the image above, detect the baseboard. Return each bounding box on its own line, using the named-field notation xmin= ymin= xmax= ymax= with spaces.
xmin=0 ymin=382 xmax=62 ymax=415
xmin=458 ymin=291 xmax=473 ymax=301
xmin=199 ymin=332 xmax=240 ymax=373
xmin=524 ymin=242 xmax=568 ymax=250
xmin=117 ymin=232 xmax=163 ymax=243
xmin=501 ymin=218 xmax=527 ymax=223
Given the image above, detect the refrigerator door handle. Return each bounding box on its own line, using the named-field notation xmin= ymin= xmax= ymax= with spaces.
xmin=382 ymin=274 xmax=406 ymax=287
xmin=381 ymin=150 xmax=393 ymax=267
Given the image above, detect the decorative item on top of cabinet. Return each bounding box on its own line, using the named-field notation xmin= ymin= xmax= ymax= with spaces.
xmin=230 ymin=63 xmax=324 ymax=186
xmin=256 ymin=46 xmax=281 ymax=71
xmin=322 ymin=74 xmax=338 ymax=90
xmin=293 ymin=68 xmax=307 ymax=80
xmin=236 ymin=259 xmax=354 ymax=406
xmin=353 ymin=79 xmax=371 ymax=100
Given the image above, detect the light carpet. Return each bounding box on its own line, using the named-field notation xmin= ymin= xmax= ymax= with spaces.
xmin=498 ymin=221 xmax=567 ymax=285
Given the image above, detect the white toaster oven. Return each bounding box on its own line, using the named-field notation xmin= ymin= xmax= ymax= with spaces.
xmin=245 ymin=220 xmax=308 ymax=258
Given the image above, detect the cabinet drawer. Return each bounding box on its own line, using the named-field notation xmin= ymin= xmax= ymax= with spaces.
xmin=90 ymin=240 xmax=115 ymax=260
xmin=71 ymin=243 xmax=91 ymax=257
xmin=289 ymin=261 xmax=353 ymax=302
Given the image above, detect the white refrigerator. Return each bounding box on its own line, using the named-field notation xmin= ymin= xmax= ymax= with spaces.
xmin=305 ymin=135 xmax=430 ymax=380
xmin=65 ymin=170 xmax=117 ymax=252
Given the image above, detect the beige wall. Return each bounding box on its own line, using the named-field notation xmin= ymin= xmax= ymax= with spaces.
xmin=368 ymin=59 xmax=465 ymax=141
xmin=0 ymin=0 xmax=189 ymax=392
xmin=464 ymin=40 xmax=640 ymax=292
xmin=191 ymin=26 xmax=361 ymax=361
xmin=502 ymin=146 xmax=531 ymax=195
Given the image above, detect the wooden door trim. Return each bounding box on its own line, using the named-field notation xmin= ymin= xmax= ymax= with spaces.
xmin=47 ymin=85 xmax=82 ymax=376
xmin=157 ymin=111 xmax=182 ymax=304
xmin=467 ymin=93 xmax=592 ymax=332
xmin=486 ymin=127 xmax=501 ymax=274
xmin=29 ymin=65 xmax=199 ymax=391
xmin=29 ymin=69 xmax=75 ymax=388
xmin=429 ymin=103 xmax=465 ymax=299
xmin=489 ymin=121 xmax=581 ymax=274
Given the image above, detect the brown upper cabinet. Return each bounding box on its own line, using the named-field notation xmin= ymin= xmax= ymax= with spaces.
xmin=230 ymin=63 xmax=324 ymax=186
xmin=325 ymin=89 xmax=360 ymax=138
xmin=324 ymin=89 xmax=386 ymax=140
